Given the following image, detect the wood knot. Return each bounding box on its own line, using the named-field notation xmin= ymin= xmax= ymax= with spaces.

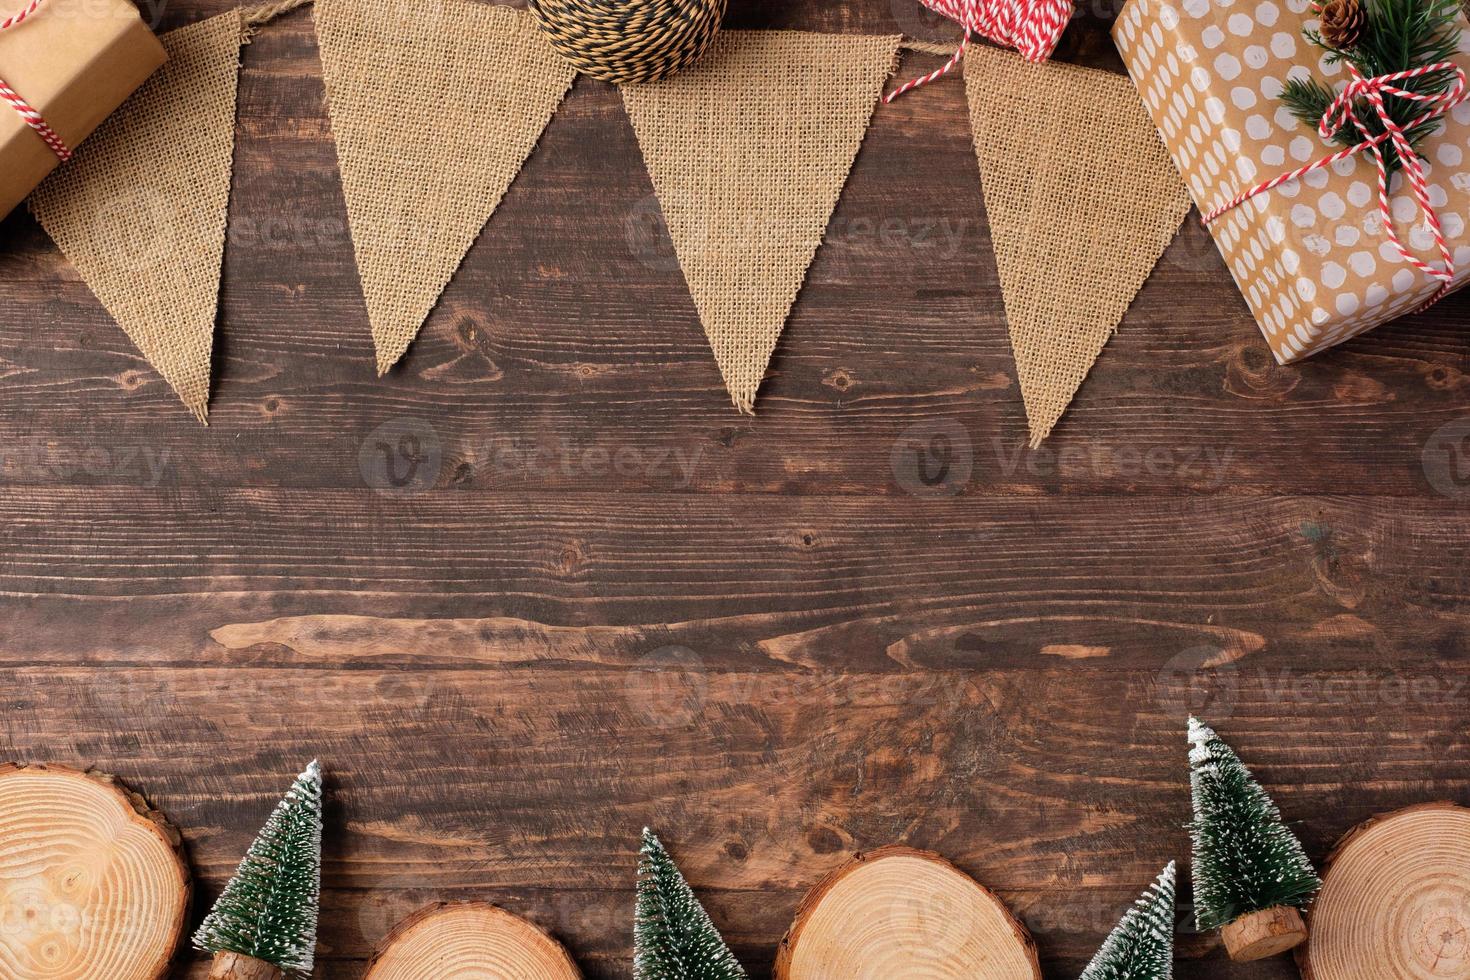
xmin=823 ymin=368 xmax=857 ymax=392
xmin=806 ymin=827 xmax=843 ymax=854
xmin=1425 ymin=363 xmax=1466 ymax=391
xmin=116 ymin=370 xmax=149 ymax=392
xmin=555 ymin=541 xmax=587 ymax=576
xmin=1223 ymin=342 xmax=1299 ymax=400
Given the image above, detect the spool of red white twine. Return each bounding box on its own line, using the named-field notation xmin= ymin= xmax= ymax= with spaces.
xmin=0 ymin=0 xmax=71 ymax=161
xmin=886 ymin=0 xmax=1074 ymax=102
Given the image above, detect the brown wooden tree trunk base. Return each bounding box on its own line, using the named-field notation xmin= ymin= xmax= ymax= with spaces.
xmin=1222 ymin=905 xmax=1308 ymax=961
xmin=0 ymin=763 xmax=189 ymax=980
xmin=774 ymin=845 xmax=1041 ymax=979
xmin=207 ymin=951 xmax=283 ymax=980
xmin=365 ymin=901 xmax=581 ymax=979
xmin=1299 ymin=801 xmax=1470 ymax=980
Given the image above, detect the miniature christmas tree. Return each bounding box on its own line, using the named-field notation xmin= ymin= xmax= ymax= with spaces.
xmin=1188 ymin=718 xmax=1320 ymax=961
xmin=194 ymin=760 xmax=323 ymax=979
xmin=634 ymin=828 xmax=746 ymax=980
xmin=1079 ymin=862 xmax=1176 ymax=980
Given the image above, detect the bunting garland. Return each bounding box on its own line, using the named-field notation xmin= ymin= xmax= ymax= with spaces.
xmin=621 ymin=31 xmax=899 ymax=413
xmin=964 ymin=44 xmax=1189 ymax=445
xmin=314 ymin=0 xmax=575 ymax=375
xmin=13 ymin=6 xmax=1186 ymax=441
xmin=28 ymin=9 xmax=251 ymax=422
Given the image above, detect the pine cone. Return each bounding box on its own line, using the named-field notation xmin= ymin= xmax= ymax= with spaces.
xmin=1318 ymin=0 xmax=1365 ymax=48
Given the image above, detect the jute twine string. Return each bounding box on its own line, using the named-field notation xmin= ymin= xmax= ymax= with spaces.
xmin=242 ymin=0 xmax=312 ymax=29
xmin=237 ymin=4 xmax=952 ymax=59
xmin=901 ymin=38 xmax=956 ymax=55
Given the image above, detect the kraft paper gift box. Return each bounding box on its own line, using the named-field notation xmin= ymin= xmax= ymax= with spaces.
xmin=1113 ymin=0 xmax=1470 ymax=362
xmin=0 ymin=0 xmax=165 ymax=220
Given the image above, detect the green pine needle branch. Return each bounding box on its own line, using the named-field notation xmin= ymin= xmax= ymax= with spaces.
xmin=1281 ymin=0 xmax=1462 ymax=176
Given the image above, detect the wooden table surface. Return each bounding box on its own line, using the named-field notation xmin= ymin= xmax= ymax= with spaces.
xmin=1 ymin=0 xmax=1467 ymax=976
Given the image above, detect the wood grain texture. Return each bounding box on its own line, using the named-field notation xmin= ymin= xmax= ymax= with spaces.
xmin=0 ymin=765 xmax=190 ymax=979
xmin=365 ymin=902 xmax=581 ymax=979
xmin=0 ymin=0 xmax=1467 ymax=977
xmin=1299 ymin=803 xmax=1470 ymax=979
xmin=774 ymin=845 xmax=1041 ymax=979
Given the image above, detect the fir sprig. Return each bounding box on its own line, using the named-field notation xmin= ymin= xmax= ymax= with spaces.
xmin=193 ymin=761 xmax=324 ymax=974
xmin=1280 ymin=0 xmax=1462 ymax=176
xmin=1187 ymin=720 xmax=1320 ymax=932
xmin=634 ymin=829 xmax=746 ymax=980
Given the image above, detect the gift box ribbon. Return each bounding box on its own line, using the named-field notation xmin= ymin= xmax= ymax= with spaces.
xmin=1204 ymin=62 xmax=1467 ymax=311
xmin=886 ymin=0 xmax=1073 ymax=102
xmin=0 ymin=0 xmax=72 ymax=161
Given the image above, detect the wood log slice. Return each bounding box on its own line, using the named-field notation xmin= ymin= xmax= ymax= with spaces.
xmin=774 ymin=845 xmax=1041 ymax=980
xmin=0 ymin=763 xmax=189 ymax=979
xmin=1299 ymin=801 xmax=1470 ymax=980
xmin=365 ymin=901 xmax=581 ymax=979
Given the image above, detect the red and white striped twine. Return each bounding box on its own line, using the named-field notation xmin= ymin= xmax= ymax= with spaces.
xmin=886 ymin=0 xmax=1074 ymax=102
xmin=1204 ymin=61 xmax=1467 ymax=311
xmin=0 ymin=0 xmax=71 ymax=162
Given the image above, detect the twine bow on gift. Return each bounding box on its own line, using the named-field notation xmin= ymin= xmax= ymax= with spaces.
xmin=886 ymin=0 xmax=1073 ymax=102
xmin=0 ymin=0 xmax=70 ymax=161
xmin=1204 ymin=62 xmax=1469 ymax=309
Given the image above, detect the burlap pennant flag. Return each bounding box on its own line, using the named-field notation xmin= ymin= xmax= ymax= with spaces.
xmin=622 ymin=31 xmax=900 ymax=413
xmin=29 ymin=11 xmax=247 ymax=422
xmin=314 ymin=0 xmax=576 ymax=374
xmin=964 ymin=44 xmax=1190 ymax=446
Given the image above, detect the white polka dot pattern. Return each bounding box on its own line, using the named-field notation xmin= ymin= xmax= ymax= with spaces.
xmin=1113 ymin=0 xmax=1470 ymax=362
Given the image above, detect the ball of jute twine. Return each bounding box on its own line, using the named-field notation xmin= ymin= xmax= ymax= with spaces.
xmin=527 ymin=0 xmax=728 ymax=84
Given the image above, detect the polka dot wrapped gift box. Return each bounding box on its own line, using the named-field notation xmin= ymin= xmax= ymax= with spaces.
xmin=1113 ymin=0 xmax=1470 ymax=363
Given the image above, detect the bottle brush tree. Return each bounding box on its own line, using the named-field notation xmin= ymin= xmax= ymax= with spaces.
xmin=634 ymin=828 xmax=746 ymax=980
xmin=1079 ymin=861 xmax=1177 ymax=980
xmin=1188 ymin=718 xmax=1320 ymax=961
xmin=193 ymin=760 xmax=323 ymax=979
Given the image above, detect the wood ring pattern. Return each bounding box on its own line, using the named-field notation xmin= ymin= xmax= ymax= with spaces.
xmin=774 ymin=845 xmax=1041 ymax=980
xmin=0 ymin=764 xmax=189 ymax=980
xmin=526 ymin=0 xmax=728 ymax=84
xmin=365 ymin=901 xmax=581 ymax=979
xmin=1300 ymin=802 xmax=1470 ymax=979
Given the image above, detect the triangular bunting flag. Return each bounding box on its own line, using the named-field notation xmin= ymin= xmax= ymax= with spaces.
xmin=314 ymin=0 xmax=576 ymax=374
xmin=964 ymin=44 xmax=1190 ymax=446
xmin=29 ymin=11 xmax=247 ymax=422
xmin=622 ymin=31 xmax=899 ymax=413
